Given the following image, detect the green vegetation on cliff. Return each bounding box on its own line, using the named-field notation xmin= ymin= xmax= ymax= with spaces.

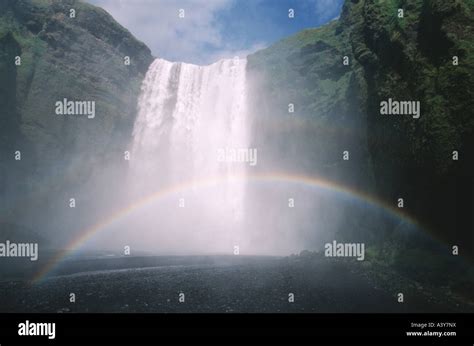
xmin=345 ymin=0 xmax=474 ymax=252
xmin=247 ymin=19 xmax=372 ymax=190
xmin=247 ymin=0 xmax=473 ymax=257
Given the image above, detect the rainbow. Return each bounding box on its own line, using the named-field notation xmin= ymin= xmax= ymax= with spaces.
xmin=32 ymin=172 xmax=422 ymax=282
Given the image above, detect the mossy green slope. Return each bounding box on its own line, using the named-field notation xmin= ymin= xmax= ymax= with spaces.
xmin=247 ymin=0 xmax=473 ymax=255
xmin=0 ymin=0 xmax=153 ymax=242
xmin=346 ymin=0 xmax=473 ymax=253
xmin=247 ymin=19 xmax=372 ymax=190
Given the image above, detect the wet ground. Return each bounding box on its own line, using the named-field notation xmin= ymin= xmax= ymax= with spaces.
xmin=0 ymin=255 xmax=470 ymax=313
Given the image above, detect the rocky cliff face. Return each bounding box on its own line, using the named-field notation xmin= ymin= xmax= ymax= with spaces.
xmin=345 ymin=0 xmax=473 ymax=255
xmin=247 ymin=20 xmax=372 ymax=192
xmin=0 ymin=0 xmax=153 ymax=243
xmin=247 ymin=0 xmax=473 ymax=256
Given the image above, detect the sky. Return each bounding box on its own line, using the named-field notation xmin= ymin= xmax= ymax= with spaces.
xmin=86 ymin=0 xmax=344 ymax=65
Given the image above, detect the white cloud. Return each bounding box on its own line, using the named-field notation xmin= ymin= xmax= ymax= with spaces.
xmin=87 ymin=0 xmax=250 ymax=64
xmin=313 ymin=0 xmax=343 ymax=21
xmin=205 ymin=42 xmax=268 ymax=65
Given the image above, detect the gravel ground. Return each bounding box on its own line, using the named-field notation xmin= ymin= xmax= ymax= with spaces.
xmin=0 ymin=255 xmax=468 ymax=313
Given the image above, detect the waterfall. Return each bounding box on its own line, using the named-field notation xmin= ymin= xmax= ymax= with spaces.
xmin=128 ymin=57 xmax=250 ymax=253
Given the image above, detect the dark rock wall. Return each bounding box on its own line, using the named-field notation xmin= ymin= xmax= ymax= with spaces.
xmin=247 ymin=0 xmax=473 ymax=255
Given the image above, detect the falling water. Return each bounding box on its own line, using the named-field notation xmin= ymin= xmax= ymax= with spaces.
xmin=127 ymin=57 xmax=250 ymax=253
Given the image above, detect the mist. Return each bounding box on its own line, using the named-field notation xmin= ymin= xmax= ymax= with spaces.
xmin=51 ymin=53 xmax=388 ymax=259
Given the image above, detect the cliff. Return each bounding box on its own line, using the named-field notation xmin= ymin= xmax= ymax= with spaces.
xmin=0 ymin=0 xmax=153 ymax=242
xmin=247 ymin=0 xmax=473 ymax=256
